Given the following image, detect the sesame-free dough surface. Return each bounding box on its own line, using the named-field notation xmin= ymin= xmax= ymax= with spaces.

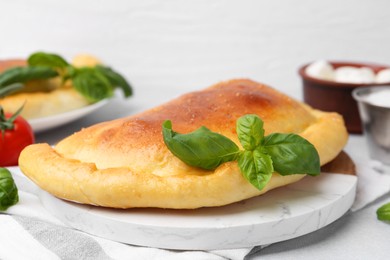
xmin=0 ymin=86 xmax=90 ymax=119
xmin=19 ymin=79 xmax=348 ymax=209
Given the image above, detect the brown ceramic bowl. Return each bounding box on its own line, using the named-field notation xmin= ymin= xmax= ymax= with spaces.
xmin=299 ymin=61 xmax=390 ymax=133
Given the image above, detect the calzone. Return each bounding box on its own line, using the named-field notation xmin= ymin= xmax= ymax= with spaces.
xmin=19 ymin=79 xmax=348 ymax=209
xmin=0 ymin=55 xmax=100 ymax=120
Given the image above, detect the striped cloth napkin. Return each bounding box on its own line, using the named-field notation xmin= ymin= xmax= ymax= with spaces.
xmin=1 ymin=167 xmax=253 ymax=260
xmin=2 ymin=159 xmax=390 ymax=260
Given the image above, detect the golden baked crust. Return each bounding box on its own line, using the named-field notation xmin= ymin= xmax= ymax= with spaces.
xmin=19 ymin=79 xmax=348 ymax=209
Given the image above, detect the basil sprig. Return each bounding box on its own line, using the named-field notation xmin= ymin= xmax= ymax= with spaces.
xmin=162 ymin=114 xmax=320 ymax=190
xmin=0 ymin=168 xmax=19 ymax=211
xmin=377 ymin=202 xmax=390 ymax=221
xmin=0 ymin=51 xmax=133 ymax=102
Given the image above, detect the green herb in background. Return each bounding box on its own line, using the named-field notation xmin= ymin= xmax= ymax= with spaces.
xmin=0 ymin=51 xmax=133 ymax=102
xmin=28 ymin=52 xmax=69 ymax=69
xmin=162 ymin=114 xmax=320 ymax=190
xmin=377 ymin=202 xmax=390 ymax=221
xmin=0 ymin=66 xmax=58 ymax=87
xmin=95 ymin=65 xmax=133 ymax=98
xmin=0 ymin=168 xmax=19 ymax=211
xmin=71 ymin=67 xmax=113 ymax=102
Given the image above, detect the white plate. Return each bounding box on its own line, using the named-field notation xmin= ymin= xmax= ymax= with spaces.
xmin=28 ymin=99 xmax=109 ymax=133
xmin=39 ymin=173 xmax=357 ymax=250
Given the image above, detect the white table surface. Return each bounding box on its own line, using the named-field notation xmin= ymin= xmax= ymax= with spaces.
xmin=33 ymin=89 xmax=390 ymax=260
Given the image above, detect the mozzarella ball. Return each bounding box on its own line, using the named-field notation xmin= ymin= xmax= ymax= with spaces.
xmin=305 ymin=60 xmax=335 ymax=81
xmin=335 ymin=66 xmax=375 ymax=84
xmin=376 ymin=68 xmax=390 ymax=83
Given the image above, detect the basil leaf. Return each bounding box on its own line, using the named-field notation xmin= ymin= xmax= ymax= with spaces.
xmin=263 ymin=133 xmax=320 ymax=176
xmin=162 ymin=120 xmax=239 ymax=170
xmin=0 ymin=66 xmax=58 ymax=87
xmin=72 ymin=68 xmax=113 ymax=102
xmin=238 ymin=148 xmax=273 ymax=190
xmin=95 ymin=65 xmax=133 ymax=97
xmin=237 ymin=114 xmax=264 ymax=150
xmin=28 ymin=52 xmax=69 ymax=68
xmin=377 ymin=202 xmax=390 ymax=221
xmin=0 ymin=83 xmax=24 ymax=97
xmin=0 ymin=168 xmax=19 ymax=211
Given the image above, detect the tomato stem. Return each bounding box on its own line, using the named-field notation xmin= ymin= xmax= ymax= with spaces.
xmin=0 ymin=83 xmax=25 ymax=135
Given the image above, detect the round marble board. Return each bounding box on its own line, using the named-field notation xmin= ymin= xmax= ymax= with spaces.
xmin=39 ymin=166 xmax=357 ymax=250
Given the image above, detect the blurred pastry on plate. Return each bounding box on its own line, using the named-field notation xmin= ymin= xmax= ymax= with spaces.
xmin=0 ymin=52 xmax=132 ymax=119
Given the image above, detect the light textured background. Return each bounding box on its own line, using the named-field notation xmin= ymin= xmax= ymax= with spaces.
xmin=1 ymin=0 xmax=390 ymax=102
xmin=2 ymin=2 xmax=390 ymax=258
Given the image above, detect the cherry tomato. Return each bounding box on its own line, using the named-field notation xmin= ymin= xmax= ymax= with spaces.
xmin=0 ymin=113 xmax=35 ymax=166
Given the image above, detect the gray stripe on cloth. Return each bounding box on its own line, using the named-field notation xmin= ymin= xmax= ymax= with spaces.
xmin=244 ymin=211 xmax=353 ymax=259
xmin=13 ymin=215 xmax=112 ymax=260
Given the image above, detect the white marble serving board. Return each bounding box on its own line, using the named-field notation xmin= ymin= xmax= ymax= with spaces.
xmin=39 ymin=173 xmax=357 ymax=250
